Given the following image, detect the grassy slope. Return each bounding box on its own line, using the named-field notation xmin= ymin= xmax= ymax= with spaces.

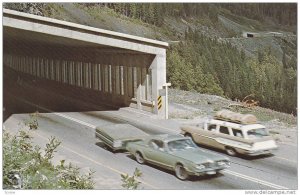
xmin=45 ymin=3 xmax=295 ymax=62
xmin=45 ymin=3 xmax=177 ymax=41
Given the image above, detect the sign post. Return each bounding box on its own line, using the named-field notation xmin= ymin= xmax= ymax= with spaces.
xmin=162 ymin=83 xmax=171 ymax=119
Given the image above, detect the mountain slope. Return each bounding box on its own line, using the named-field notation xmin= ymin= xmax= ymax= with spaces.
xmin=3 ymin=3 xmax=297 ymax=114
xmin=42 ymin=3 xmax=296 ymax=62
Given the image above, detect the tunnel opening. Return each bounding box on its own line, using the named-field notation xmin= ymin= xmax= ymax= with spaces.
xmin=3 ymin=9 xmax=168 ymax=121
xmin=3 ymin=50 xmax=156 ymax=121
xmin=3 ymin=29 xmax=156 ymax=121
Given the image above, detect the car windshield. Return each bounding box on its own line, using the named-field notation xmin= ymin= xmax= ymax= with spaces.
xmin=247 ymin=128 xmax=269 ymax=139
xmin=167 ymin=139 xmax=197 ymax=151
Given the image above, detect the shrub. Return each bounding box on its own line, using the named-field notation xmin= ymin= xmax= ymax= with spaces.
xmin=120 ymin=168 xmax=142 ymax=190
xmin=3 ymin=129 xmax=95 ymax=189
xmin=24 ymin=112 xmax=39 ymax=130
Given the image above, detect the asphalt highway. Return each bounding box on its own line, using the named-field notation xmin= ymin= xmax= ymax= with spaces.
xmin=4 ymin=110 xmax=297 ymax=190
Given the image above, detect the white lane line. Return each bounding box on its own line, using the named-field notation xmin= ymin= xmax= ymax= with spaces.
xmin=34 ymin=130 xmax=157 ymax=189
xmin=11 ymin=95 xmax=97 ymax=129
xmin=278 ymin=142 xmax=298 ymax=147
xmin=223 ymin=170 xmax=289 ymax=190
xmin=273 ymin=156 xmax=297 ymax=164
xmin=120 ymin=107 xmax=154 ymax=117
xmin=53 ymin=112 xmax=96 ymax=129
xmin=111 ymin=111 xmax=180 ymax=133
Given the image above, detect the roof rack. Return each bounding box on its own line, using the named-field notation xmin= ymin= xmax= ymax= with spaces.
xmin=214 ymin=110 xmax=257 ymax=125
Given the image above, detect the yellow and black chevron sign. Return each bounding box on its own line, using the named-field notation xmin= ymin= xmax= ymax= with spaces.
xmin=157 ymin=96 xmax=162 ymax=110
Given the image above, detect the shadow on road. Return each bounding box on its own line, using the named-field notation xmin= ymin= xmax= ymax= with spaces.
xmin=3 ymin=67 xmax=121 ymax=122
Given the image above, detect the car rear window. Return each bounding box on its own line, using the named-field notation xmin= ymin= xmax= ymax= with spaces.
xmin=208 ymin=124 xmax=217 ymax=131
xmin=232 ymin=128 xmax=243 ymax=138
xmin=219 ymin=126 xmax=230 ymax=135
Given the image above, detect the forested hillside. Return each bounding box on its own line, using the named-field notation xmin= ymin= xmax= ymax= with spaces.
xmin=168 ymin=30 xmax=296 ymax=114
xmin=91 ymin=3 xmax=297 ymax=28
xmin=222 ymin=3 xmax=297 ymax=28
xmin=3 ymin=3 xmax=297 ymax=114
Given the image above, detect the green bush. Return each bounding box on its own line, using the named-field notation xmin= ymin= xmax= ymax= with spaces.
xmin=3 ymin=130 xmax=95 ymax=189
xmin=121 ymin=168 xmax=142 ymax=190
xmin=24 ymin=112 xmax=39 ymax=130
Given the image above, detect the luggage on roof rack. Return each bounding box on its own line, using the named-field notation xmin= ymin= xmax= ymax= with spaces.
xmin=214 ymin=110 xmax=257 ymax=125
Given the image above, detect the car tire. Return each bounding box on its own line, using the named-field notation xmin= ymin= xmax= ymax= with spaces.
xmin=225 ymin=147 xmax=237 ymax=156
xmin=175 ymin=164 xmax=189 ymax=180
xmin=135 ymin=151 xmax=145 ymax=164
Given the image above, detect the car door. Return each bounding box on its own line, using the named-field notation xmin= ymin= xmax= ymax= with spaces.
xmin=143 ymin=139 xmax=173 ymax=169
xmin=214 ymin=125 xmax=234 ymax=149
xmin=195 ymin=124 xmax=218 ymax=146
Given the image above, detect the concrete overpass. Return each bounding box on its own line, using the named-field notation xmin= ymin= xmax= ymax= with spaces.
xmin=3 ymin=9 xmax=169 ymax=118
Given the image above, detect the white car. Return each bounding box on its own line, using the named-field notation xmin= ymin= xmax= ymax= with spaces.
xmin=181 ymin=111 xmax=278 ymax=156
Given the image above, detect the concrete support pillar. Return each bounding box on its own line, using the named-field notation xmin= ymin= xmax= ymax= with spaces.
xmin=123 ymin=66 xmax=128 ymax=97
xmin=141 ymin=67 xmax=146 ymax=101
xmin=108 ymin=65 xmax=112 ymax=93
xmin=88 ymin=62 xmax=92 ymax=88
xmin=146 ymin=73 xmax=151 ymax=101
xmin=100 ymin=64 xmax=104 ymax=92
xmin=120 ymin=66 xmax=124 ymax=96
xmin=98 ymin=64 xmax=101 ymax=91
xmin=136 ymin=67 xmax=142 ymax=110
xmin=127 ymin=66 xmax=133 ymax=98
xmin=115 ymin=65 xmax=120 ymax=95
xmin=150 ymin=51 xmax=167 ymax=118
xmin=111 ymin=65 xmax=116 ymax=94
xmin=104 ymin=65 xmax=108 ymax=92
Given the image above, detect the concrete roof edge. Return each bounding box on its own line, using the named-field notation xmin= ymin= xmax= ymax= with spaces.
xmin=3 ymin=8 xmax=169 ymax=48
